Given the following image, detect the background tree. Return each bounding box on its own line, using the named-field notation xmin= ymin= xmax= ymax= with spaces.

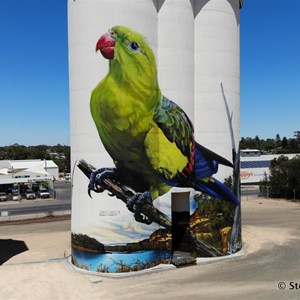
xmin=263 ymin=155 xmax=300 ymax=200
xmin=0 ymin=144 xmax=70 ymax=172
xmin=6 ymin=144 xmax=28 ymax=160
xmin=268 ymin=155 xmax=289 ymax=198
xmin=275 ymin=133 xmax=281 ymax=148
xmin=240 ymin=132 xmax=300 ymax=154
xmin=294 ymin=131 xmax=300 ymax=143
xmin=286 ymin=156 xmax=300 ymax=199
xmin=289 ymin=139 xmax=299 ymax=151
xmin=282 ymin=137 xmax=288 ymax=149
xmin=27 ymin=145 xmax=49 ymax=160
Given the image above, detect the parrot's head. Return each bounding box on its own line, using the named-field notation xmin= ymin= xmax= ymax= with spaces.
xmin=96 ymin=26 xmax=159 ymax=90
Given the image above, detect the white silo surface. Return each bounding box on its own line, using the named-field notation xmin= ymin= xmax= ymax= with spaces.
xmin=194 ymin=0 xmax=240 ymax=180
xmin=68 ymin=0 xmax=158 ymax=232
xmin=158 ymin=0 xmax=195 ymax=123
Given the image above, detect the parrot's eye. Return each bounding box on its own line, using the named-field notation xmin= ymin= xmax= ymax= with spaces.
xmin=128 ymin=41 xmax=141 ymax=53
xmin=109 ymin=30 xmax=116 ymax=40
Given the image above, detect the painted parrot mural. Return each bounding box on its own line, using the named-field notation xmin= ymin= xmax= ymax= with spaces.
xmin=88 ymin=25 xmax=239 ymax=224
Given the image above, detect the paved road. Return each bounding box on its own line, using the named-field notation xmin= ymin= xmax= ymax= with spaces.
xmin=1 ymin=203 xmax=71 ymax=216
xmin=1 ymin=219 xmax=71 ymax=235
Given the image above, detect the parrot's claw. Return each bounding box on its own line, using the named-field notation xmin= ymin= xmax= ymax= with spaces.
xmin=127 ymin=191 xmax=153 ymax=224
xmin=88 ymin=168 xmax=116 ymax=198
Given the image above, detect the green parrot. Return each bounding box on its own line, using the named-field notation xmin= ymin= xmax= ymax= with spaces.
xmin=89 ymin=25 xmax=239 ymax=224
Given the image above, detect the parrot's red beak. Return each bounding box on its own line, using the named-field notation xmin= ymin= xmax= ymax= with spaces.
xmin=96 ymin=33 xmax=115 ymax=60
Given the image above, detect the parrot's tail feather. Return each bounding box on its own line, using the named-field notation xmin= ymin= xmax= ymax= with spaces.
xmin=196 ymin=142 xmax=233 ymax=168
xmin=194 ymin=146 xmax=218 ymax=179
xmin=195 ymin=178 xmax=239 ymax=205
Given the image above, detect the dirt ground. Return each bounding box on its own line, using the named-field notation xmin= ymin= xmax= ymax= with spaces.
xmin=1 ymin=197 xmax=300 ymax=300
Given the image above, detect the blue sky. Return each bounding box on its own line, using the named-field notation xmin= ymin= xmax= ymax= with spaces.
xmin=0 ymin=0 xmax=68 ymax=146
xmin=0 ymin=0 xmax=299 ymax=146
xmin=241 ymin=0 xmax=300 ymax=140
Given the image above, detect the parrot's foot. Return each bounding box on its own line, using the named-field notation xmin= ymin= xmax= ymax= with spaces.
xmin=127 ymin=191 xmax=153 ymax=224
xmin=88 ymin=167 xmax=116 ymax=198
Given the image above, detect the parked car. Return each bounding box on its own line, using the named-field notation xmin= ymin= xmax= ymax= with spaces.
xmin=12 ymin=193 xmax=21 ymax=201
xmin=25 ymin=189 xmax=36 ymax=200
xmin=0 ymin=192 xmax=7 ymax=201
xmin=39 ymin=188 xmax=50 ymax=199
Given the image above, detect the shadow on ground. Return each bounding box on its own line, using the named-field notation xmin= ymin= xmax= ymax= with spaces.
xmin=0 ymin=239 xmax=28 ymax=265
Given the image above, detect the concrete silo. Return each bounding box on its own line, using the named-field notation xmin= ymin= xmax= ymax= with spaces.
xmin=68 ymin=0 xmax=243 ymax=274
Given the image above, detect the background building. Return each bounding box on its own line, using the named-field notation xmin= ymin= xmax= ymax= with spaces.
xmin=0 ymin=159 xmax=58 ymax=199
xmin=240 ymin=150 xmax=298 ymax=185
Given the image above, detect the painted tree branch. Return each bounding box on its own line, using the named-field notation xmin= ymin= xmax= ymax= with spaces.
xmin=77 ymin=159 xmax=223 ymax=257
xmin=77 ymin=159 xmax=172 ymax=230
xmin=221 ymin=82 xmax=242 ymax=253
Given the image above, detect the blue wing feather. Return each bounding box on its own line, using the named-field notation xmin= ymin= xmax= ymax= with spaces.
xmin=154 ymin=95 xmax=239 ymax=205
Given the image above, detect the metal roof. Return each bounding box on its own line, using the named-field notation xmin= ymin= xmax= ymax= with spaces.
xmin=241 ymin=160 xmax=271 ymax=169
xmin=0 ymin=159 xmax=58 ymax=184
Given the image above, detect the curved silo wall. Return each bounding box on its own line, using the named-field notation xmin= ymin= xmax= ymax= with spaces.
xmin=68 ymin=0 xmax=242 ymax=274
xmin=158 ymin=0 xmax=195 ymax=123
xmin=194 ymin=0 xmax=240 ymax=180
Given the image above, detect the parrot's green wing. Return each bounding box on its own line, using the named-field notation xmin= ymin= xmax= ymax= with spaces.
xmin=154 ymin=96 xmax=194 ymax=160
xmin=146 ymin=95 xmax=195 ymax=184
